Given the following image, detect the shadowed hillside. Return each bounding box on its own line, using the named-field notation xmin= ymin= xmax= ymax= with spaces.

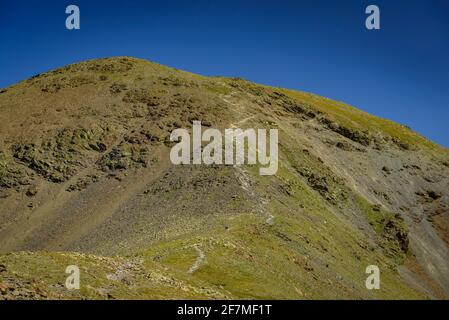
xmin=0 ymin=57 xmax=448 ymax=299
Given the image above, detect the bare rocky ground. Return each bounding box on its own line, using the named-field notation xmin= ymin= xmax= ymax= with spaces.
xmin=0 ymin=57 xmax=448 ymax=299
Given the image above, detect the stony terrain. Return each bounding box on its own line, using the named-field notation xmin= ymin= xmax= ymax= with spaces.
xmin=0 ymin=57 xmax=448 ymax=299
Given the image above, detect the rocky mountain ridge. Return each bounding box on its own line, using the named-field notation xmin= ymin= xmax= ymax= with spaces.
xmin=0 ymin=57 xmax=448 ymax=299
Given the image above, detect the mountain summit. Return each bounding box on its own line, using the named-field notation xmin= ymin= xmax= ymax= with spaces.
xmin=0 ymin=57 xmax=448 ymax=299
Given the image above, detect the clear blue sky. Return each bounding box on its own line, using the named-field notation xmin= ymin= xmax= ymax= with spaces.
xmin=1 ymin=0 xmax=448 ymax=147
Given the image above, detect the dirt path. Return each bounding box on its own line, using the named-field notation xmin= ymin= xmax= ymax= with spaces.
xmin=232 ymin=115 xmax=256 ymax=128
xmin=188 ymin=245 xmax=206 ymax=274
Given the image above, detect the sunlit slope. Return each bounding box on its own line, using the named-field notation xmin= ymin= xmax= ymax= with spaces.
xmin=1 ymin=57 xmax=448 ymax=299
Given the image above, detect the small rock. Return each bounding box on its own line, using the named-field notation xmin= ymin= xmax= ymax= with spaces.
xmin=0 ymin=283 xmax=9 ymax=293
xmin=202 ymin=120 xmax=212 ymax=127
xmin=427 ymin=191 xmax=442 ymax=200
xmin=0 ymin=191 xmax=11 ymax=199
xmin=26 ymin=186 xmax=38 ymax=197
xmin=382 ymin=166 xmax=391 ymax=174
xmin=336 ymin=141 xmax=354 ymax=151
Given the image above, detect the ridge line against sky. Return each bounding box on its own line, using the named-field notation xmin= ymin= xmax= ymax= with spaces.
xmin=1 ymin=0 xmax=448 ymax=147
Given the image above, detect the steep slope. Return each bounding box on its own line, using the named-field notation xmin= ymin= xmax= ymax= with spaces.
xmin=0 ymin=57 xmax=448 ymax=299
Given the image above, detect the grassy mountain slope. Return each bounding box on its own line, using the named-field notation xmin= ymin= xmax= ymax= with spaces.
xmin=1 ymin=57 xmax=448 ymax=299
